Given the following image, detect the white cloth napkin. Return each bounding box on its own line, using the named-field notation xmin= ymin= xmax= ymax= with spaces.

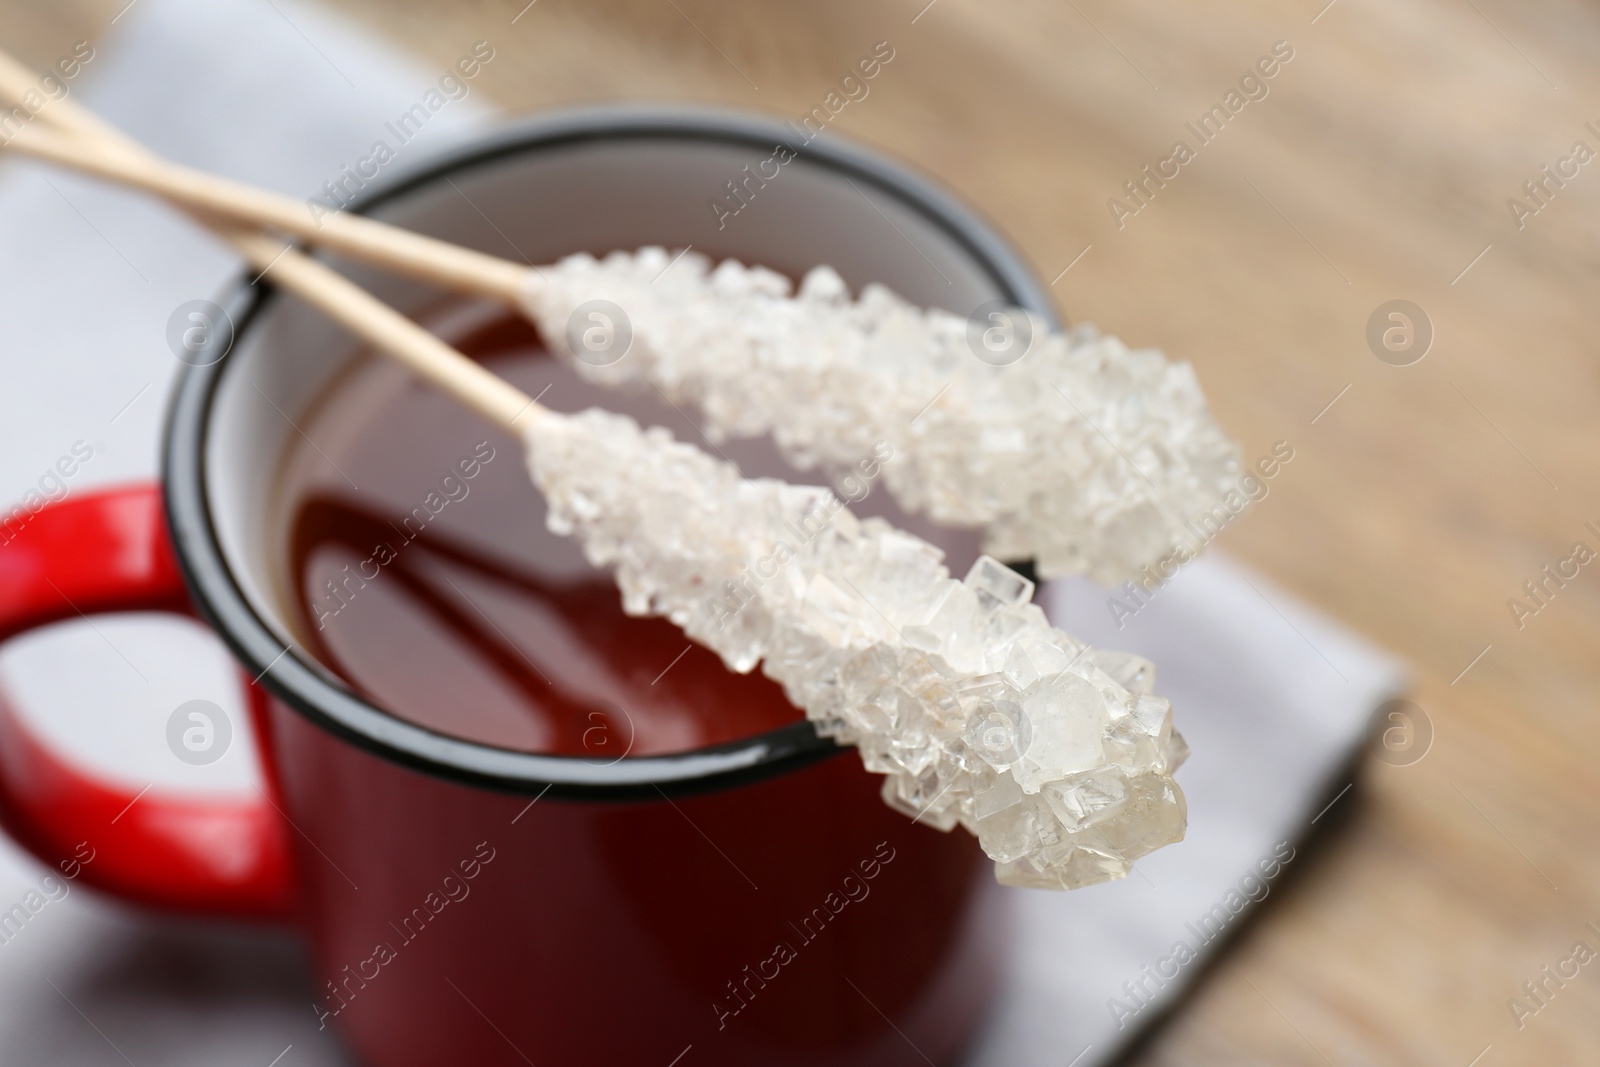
xmin=971 ymin=555 xmax=1403 ymax=1065
xmin=0 ymin=1 xmax=485 ymax=1063
xmin=0 ymin=2 xmax=1406 ymax=1063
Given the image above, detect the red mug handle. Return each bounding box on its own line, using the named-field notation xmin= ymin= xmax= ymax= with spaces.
xmin=0 ymin=484 xmax=296 ymax=920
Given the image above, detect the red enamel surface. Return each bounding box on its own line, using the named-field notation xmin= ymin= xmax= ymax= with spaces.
xmin=0 ymin=484 xmax=999 ymax=1064
xmin=0 ymin=485 xmax=296 ymax=919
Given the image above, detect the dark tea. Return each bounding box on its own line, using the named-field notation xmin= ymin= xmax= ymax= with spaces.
xmin=270 ymin=300 xmax=807 ymax=756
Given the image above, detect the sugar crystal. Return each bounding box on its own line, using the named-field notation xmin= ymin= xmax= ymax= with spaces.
xmin=522 ymin=250 xmax=1242 ymax=584
xmin=525 ymin=409 xmax=1186 ymax=889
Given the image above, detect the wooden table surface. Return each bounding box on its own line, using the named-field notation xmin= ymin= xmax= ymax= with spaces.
xmin=9 ymin=1 xmax=1600 ymax=1063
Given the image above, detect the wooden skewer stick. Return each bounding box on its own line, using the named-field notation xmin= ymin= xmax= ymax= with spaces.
xmin=0 ymin=48 xmax=543 ymax=434
xmin=218 ymin=227 xmax=543 ymax=431
xmin=0 ymin=82 xmax=527 ymax=303
xmin=0 ymin=49 xmax=140 ymax=156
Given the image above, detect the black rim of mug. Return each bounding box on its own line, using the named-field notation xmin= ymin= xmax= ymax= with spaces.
xmin=161 ymin=104 xmax=1058 ymax=801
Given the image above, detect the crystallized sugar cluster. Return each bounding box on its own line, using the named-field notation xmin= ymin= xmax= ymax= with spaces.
xmin=522 ymin=249 xmax=1241 ymax=584
xmin=526 ymin=409 xmax=1188 ymax=889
